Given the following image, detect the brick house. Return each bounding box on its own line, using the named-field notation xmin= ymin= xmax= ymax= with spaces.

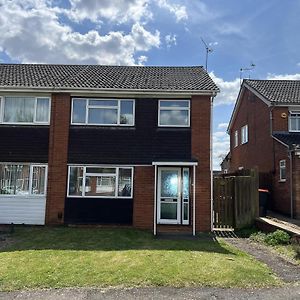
xmin=0 ymin=64 xmax=219 ymax=235
xmin=228 ymin=79 xmax=300 ymax=218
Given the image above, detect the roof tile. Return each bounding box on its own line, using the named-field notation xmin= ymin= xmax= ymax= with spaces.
xmin=0 ymin=64 xmax=219 ymax=92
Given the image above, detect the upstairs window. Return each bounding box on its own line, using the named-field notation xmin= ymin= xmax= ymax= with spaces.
xmin=234 ymin=130 xmax=238 ymax=147
xmin=241 ymin=125 xmax=248 ymax=144
xmin=0 ymin=96 xmax=50 ymax=124
xmin=158 ymin=100 xmax=190 ymax=127
xmin=289 ymin=111 xmax=300 ymax=131
xmin=71 ymin=98 xmax=135 ymax=126
xmin=279 ymin=160 xmax=286 ymax=181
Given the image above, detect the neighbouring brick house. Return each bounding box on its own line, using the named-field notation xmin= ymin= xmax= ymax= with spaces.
xmin=0 ymin=64 xmax=219 ymax=235
xmin=228 ymin=79 xmax=300 ymax=218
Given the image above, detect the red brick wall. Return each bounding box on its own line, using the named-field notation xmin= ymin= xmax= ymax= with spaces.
xmin=133 ymin=166 xmax=155 ymax=229
xmin=230 ymin=89 xmax=274 ymax=173
xmin=272 ymin=140 xmax=290 ymax=214
xmin=45 ymin=93 xmax=71 ymax=224
xmin=272 ymin=107 xmax=289 ymax=132
xmin=191 ymin=95 xmax=212 ymax=232
xmin=292 ymin=155 xmax=300 ymax=217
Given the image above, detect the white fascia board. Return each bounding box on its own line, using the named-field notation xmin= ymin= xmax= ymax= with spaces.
xmin=0 ymin=87 xmax=218 ymax=98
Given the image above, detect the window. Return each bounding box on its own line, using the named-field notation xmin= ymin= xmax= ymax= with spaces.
xmin=0 ymin=164 xmax=47 ymax=195
xmin=289 ymin=111 xmax=300 ymax=131
xmin=0 ymin=96 xmax=50 ymax=124
xmin=279 ymin=160 xmax=286 ymax=181
xmin=241 ymin=125 xmax=248 ymax=144
xmin=158 ymin=100 xmax=190 ymax=127
xmin=71 ymin=98 xmax=135 ymax=126
xmin=234 ymin=130 xmax=238 ymax=147
xmin=68 ymin=166 xmax=133 ymax=198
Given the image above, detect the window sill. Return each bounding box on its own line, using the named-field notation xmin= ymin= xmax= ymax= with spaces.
xmin=278 ymin=179 xmax=286 ymax=183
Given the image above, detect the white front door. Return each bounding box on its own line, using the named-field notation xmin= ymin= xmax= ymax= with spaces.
xmin=157 ymin=167 xmax=181 ymax=224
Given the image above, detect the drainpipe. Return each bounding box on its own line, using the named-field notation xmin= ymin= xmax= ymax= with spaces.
xmin=210 ymin=94 xmax=216 ymax=231
xmin=288 ymin=149 xmax=294 ymax=219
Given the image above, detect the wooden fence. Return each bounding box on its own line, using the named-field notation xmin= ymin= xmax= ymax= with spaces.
xmin=213 ymin=169 xmax=259 ymax=229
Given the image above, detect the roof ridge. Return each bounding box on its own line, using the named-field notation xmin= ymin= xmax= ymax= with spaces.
xmin=0 ymin=63 xmax=204 ymax=68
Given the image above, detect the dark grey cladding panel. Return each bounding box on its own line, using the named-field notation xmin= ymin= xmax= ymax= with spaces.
xmin=0 ymin=126 xmax=49 ymax=162
xmin=68 ymin=99 xmax=191 ymax=164
xmin=64 ymin=198 xmax=133 ymax=224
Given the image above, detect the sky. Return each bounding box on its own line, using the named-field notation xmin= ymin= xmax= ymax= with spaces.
xmin=1 ymin=0 xmax=300 ymax=169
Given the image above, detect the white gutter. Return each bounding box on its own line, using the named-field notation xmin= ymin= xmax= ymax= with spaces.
xmin=152 ymin=161 xmax=198 ymax=166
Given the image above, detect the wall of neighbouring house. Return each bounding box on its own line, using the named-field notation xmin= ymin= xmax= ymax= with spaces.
xmin=229 ymin=88 xmax=274 ymax=174
xmin=272 ymin=140 xmax=290 ymax=215
xmin=292 ymin=154 xmax=300 ymax=218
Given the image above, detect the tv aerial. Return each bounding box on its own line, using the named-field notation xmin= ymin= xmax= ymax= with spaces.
xmin=240 ymin=62 xmax=256 ymax=85
xmin=201 ymin=37 xmax=214 ymax=71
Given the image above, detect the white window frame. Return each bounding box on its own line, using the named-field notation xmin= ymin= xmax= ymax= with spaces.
xmin=0 ymin=163 xmax=48 ymax=197
xmin=158 ymin=99 xmax=190 ymax=127
xmin=71 ymin=98 xmax=135 ymax=126
xmin=0 ymin=96 xmax=51 ymax=125
xmin=279 ymin=160 xmax=286 ymax=182
xmin=67 ymin=165 xmax=134 ymax=198
xmin=289 ymin=111 xmax=300 ymax=132
xmin=241 ymin=125 xmax=248 ymax=144
xmin=234 ymin=130 xmax=238 ymax=147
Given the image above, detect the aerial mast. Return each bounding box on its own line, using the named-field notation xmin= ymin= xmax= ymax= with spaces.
xmin=201 ymin=37 xmax=214 ymax=71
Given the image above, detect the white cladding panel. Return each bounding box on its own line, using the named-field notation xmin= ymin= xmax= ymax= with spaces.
xmin=0 ymin=196 xmax=46 ymax=225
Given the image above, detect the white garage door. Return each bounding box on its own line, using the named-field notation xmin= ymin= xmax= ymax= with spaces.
xmin=0 ymin=196 xmax=46 ymax=225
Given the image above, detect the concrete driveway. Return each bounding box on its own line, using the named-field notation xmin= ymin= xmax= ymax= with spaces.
xmin=1 ymin=286 xmax=300 ymax=300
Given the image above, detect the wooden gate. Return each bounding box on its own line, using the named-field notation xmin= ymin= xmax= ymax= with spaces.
xmin=213 ymin=169 xmax=259 ymax=229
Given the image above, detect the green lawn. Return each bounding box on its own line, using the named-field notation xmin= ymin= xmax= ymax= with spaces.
xmin=0 ymin=227 xmax=280 ymax=291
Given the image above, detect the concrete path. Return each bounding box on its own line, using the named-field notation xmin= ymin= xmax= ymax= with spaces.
xmin=0 ymin=286 xmax=300 ymax=300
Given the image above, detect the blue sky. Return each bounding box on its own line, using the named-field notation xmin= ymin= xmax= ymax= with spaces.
xmin=1 ymin=0 xmax=300 ymax=169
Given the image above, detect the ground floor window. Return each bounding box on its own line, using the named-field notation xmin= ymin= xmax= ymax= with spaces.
xmin=0 ymin=163 xmax=47 ymax=195
xmin=279 ymin=160 xmax=286 ymax=181
xmin=68 ymin=166 xmax=133 ymax=198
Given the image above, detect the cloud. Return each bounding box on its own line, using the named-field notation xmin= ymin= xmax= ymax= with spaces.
xmin=165 ymin=34 xmax=177 ymax=48
xmin=266 ymin=73 xmax=300 ymax=80
xmin=137 ymin=55 xmax=148 ymax=65
xmin=156 ymin=0 xmax=188 ymax=22
xmin=213 ymin=128 xmax=230 ymax=170
xmin=218 ymin=123 xmax=229 ymax=130
xmin=66 ymin=0 xmax=152 ymax=24
xmin=210 ymin=72 xmax=241 ymax=106
xmin=0 ymin=0 xmax=160 ymax=65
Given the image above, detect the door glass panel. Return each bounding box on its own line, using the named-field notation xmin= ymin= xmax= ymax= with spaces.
xmin=161 ymin=202 xmax=177 ymax=219
xmin=183 ymin=169 xmax=189 ymax=199
xmin=160 ymin=170 xmax=178 ymax=198
xmin=183 ymin=203 xmax=188 ymax=221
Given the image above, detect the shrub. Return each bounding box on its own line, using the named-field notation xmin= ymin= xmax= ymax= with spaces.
xmin=249 ymin=231 xmax=267 ymax=243
xmin=265 ymin=230 xmax=290 ymax=246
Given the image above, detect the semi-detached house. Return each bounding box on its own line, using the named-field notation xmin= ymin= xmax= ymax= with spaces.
xmin=0 ymin=64 xmax=219 ymax=235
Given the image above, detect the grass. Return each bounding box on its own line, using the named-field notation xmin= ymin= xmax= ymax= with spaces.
xmin=0 ymin=227 xmax=281 ymax=291
xmin=271 ymin=244 xmax=300 ymax=264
